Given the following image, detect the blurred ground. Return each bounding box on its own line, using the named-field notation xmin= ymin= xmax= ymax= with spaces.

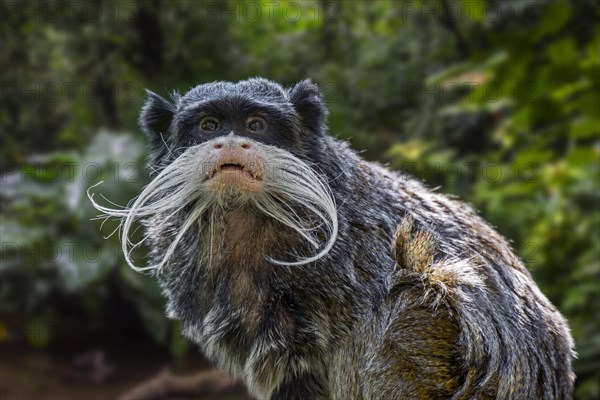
xmin=1 ymin=339 xmax=248 ymax=400
xmin=0 ymin=315 xmax=249 ymax=400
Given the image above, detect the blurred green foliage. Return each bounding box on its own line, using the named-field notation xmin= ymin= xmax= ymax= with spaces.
xmin=1 ymin=0 xmax=598 ymax=397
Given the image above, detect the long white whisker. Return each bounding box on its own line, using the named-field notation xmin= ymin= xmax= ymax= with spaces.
xmin=88 ymin=139 xmax=339 ymax=272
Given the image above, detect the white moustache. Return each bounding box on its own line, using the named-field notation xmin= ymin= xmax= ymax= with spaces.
xmin=88 ymin=137 xmax=338 ymax=273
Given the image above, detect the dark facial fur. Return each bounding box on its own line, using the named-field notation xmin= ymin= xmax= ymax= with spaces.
xmin=93 ymin=78 xmax=574 ymax=399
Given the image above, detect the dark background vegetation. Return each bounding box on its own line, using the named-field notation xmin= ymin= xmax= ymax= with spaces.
xmin=1 ymin=0 xmax=598 ymax=399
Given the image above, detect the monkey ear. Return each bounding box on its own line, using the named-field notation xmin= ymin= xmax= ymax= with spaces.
xmin=289 ymin=79 xmax=329 ymax=135
xmin=139 ymin=89 xmax=176 ymax=139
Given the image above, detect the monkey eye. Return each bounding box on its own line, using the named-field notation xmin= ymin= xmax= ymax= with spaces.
xmin=200 ymin=116 xmax=220 ymax=132
xmin=247 ymin=116 xmax=266 ymax=132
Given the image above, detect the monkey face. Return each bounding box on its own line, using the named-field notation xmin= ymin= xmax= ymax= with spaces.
xmin=139 ymin=78 xmax=330 ymax=198
xmin=140 ymin=78 xmax=329 ymax=172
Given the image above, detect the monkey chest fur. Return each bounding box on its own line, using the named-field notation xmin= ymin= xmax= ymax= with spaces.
xmin=159 ymin=210 xmax=346 ymax=397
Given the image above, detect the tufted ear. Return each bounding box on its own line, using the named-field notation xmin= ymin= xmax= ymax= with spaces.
xmin=289 ymin=79 xmax=328 ymax=135
xmin=139 ymin=90 xmax=177 ymax=166
xmin=139 ymin=89 xmax=176 ymax=139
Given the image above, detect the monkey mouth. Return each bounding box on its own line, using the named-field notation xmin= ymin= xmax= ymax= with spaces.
xmin=205 ymin=161 xmax=263 ymax=192
xmin=207 ymin=163 xmax=262 ymax=181
xmin=220 ymin=163 xmax=245 ymax=172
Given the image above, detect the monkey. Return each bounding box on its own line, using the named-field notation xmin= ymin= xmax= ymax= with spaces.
xmin=90 ymin=78 xmax=575 ymax=399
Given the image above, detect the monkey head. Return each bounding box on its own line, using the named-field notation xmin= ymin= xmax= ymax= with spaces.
xmin=90 ymin=78 xmax=338 ymax=272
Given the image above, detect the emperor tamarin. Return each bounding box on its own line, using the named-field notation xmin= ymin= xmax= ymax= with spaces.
xmin=91 ymin=78 xmax=575 ymax=399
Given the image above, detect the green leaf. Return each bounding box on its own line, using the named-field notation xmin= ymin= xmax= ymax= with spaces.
xmin=536 ymin=0 xmax=572 ymax=39
xmin=547 ymin=37 xmax=578 ymax=66
xmin=569 ymin=117 xmax=600 ymax=139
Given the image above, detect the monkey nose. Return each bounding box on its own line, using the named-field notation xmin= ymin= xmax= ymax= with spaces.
xmin=212 ymin=137 xmax=252 ymax=150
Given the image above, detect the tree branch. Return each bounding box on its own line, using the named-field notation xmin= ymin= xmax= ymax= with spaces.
xmin=119 ymin=367 xmax=249 ymax=400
